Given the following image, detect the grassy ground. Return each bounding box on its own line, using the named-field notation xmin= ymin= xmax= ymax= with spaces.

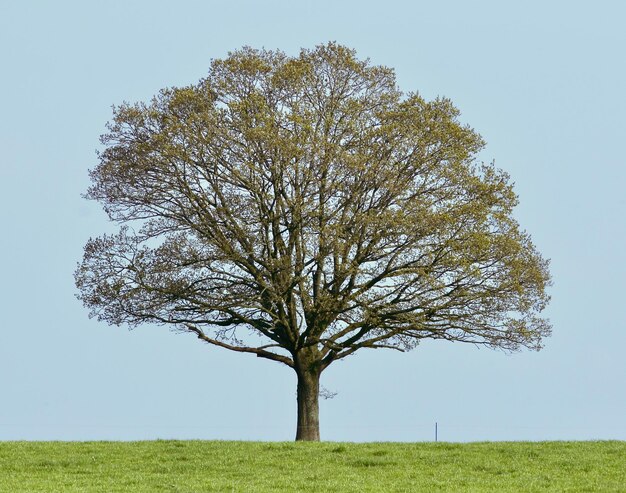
xmin=0 ymin=440 xmax=624 ymax=492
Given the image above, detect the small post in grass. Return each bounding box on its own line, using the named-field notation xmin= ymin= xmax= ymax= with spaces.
xmin=435 ymin=422 xmax=438 ymax=442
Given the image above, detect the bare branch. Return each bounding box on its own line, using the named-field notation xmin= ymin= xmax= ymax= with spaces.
xmin=183 ymin=324 xmax=294 ymax=368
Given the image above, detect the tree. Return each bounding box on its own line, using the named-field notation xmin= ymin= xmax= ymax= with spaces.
xmin=75 ymin=43 xmax=551 ymax=441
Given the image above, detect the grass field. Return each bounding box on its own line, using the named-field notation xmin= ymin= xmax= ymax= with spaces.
xmin=0 ymin=440 xmax=624 ymax=492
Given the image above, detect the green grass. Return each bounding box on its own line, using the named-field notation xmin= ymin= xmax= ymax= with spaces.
xmin=0 ymin=441 xmax=624 ymax=492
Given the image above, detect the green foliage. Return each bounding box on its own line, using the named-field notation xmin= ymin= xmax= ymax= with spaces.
xmin=77 ymin=42 xmax=551 ymax=365
xmin=1 ymin=441 xmax=623 ymax=492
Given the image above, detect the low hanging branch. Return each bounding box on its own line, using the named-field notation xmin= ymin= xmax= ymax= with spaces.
xmin=183 ymin=323 xmax=294 ymax=368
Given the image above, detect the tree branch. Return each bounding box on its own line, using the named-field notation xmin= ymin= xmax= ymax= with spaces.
xmin=183 ymin=323 xmax=294 ymax=368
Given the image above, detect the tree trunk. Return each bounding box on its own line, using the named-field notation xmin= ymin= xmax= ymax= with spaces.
xmin=295 ymin=358 xmax=321 ymax=441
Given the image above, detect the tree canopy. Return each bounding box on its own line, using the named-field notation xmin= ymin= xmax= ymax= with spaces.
xmin=76 ymin=43 xmax=551 ymax=440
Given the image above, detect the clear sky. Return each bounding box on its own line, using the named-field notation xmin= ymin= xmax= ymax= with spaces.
xmin=1 ymin=0 xmax=624 ymax=442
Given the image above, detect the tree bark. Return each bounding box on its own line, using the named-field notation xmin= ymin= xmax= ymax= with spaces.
xmin=294 ymin=357 xmax=321 ymax=441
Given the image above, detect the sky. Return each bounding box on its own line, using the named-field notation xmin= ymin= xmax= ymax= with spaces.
xmin=1 ymin=0 xmax=625 ymax=442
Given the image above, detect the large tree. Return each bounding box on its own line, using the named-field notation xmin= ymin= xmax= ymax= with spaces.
xmin=76 ymin=43 xmax=551 ymax=441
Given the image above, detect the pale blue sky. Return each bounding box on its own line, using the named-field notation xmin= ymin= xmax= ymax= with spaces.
xmin=1 ymin=0 xmax=624 ymax=442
